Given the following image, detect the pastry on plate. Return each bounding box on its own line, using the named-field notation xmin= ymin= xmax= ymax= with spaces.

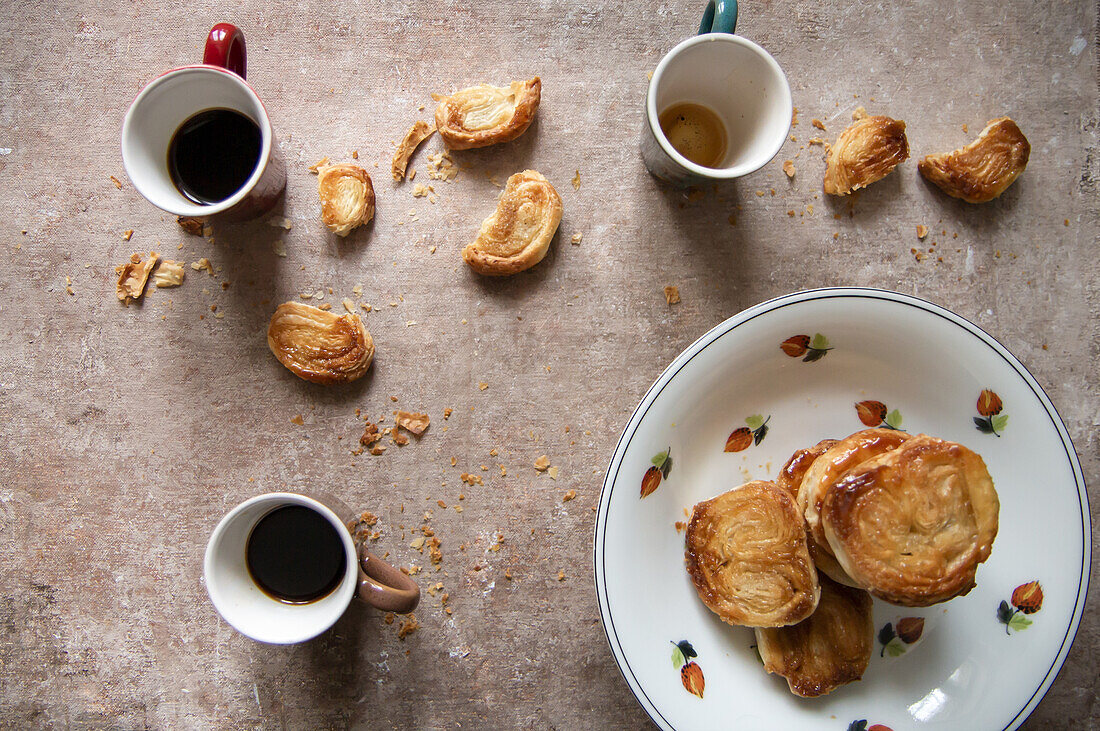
xmin=775 ymin=438 xmax=838 ymax=499
xmin=823 ymin=115 xmax=909 ymax=195
xmin=435 ymin=78 xmax=541 ymax=149
xmin=918 ymin=117 xmax=1030 ymax=203
xmin=317 ymin=163 xmax=375 ymax=236
xmin=462 ymin=169 xmax=562 ymax=276
xmin=755 ymin=575 xmax=874 ymax=697
xmin=686 ymin=480 xmax=819 ymax=627
xmin=267 ymin=301 xmax=374 ymax=384
xmin=821 ymin=434 xmax=999 ymax=606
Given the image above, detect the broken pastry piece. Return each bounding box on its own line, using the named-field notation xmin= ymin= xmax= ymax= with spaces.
xmin=317 ymin=163 xmax=375 ymax=236
xmin=392 ymin=121 xmax=436 ymax=181
xmin=267 ymin=301 xmax=374 ymax=385
xmin=686 ymin=480 xmax=819 ymax=627
xmin=435 ymin=78 xmax=541 ymax=149
xmin=755 ymin=575 xmax=874 ymax=697
xmin=823 ymin=115 xmax=909 ymax=195
xmin=462 ymin=170 xmax=562 ymax=276
xmin=821 ymin=434 xmax=999 ymax=607
xmin=918 ymin=117 xmax=1030 ymax=203
xmin=153 ymin=259 xmax=185 ymax=288
xmin=115 ymin=251 xmax=159 ymax=305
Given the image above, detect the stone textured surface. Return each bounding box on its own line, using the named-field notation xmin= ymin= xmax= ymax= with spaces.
xmin=1 ymin=0 xmax=1097 ymax=728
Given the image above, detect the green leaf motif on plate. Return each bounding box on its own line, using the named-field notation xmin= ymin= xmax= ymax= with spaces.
xmin=671 ymin=645 xmax=685 ymax=669
xmin=810 ymin=333 xmax=829 ymax=350
xmin=745 ymin=414 xmax=765 ymax=430
xmin=992 ymin=414 xmax=1009 ymax=432
xmin=885 ymin=409 xmax=903 ymax=430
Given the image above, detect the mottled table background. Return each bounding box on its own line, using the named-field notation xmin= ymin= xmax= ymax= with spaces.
xmin=1 ymin=1 xmax=1096 ymax=728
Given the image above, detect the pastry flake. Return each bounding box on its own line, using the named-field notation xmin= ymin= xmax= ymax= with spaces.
xmin=823 ymin=115 xmax=909 ymax=195
xmin=267 ymin=301 xmax=374 ymax=385
xmin=686 ymin=480 xmax=819 ymax=627
xmin=821 ymin=434 xmax=999 ymax=606
xmin=115 ymin=251 xmax=158 ymax=305
xmin=392 ymin=121 xmax=436 ymax=181
xmin=755 ymin=575 xmax=874 ymax=697
xmin=462 ymin=170 xmax=562 ymax=276
xmin=317 ymin=163 xmax=375 ymax=236
xmin=918 ymin=117 xmax=1030 ymax=203
xmin=153 ymin=259 xmax=185 ymax=288
xmin=435 ymin=78 xmax=541 ymax=150
xmin=394 ymin=410 xmax=430 ymax=435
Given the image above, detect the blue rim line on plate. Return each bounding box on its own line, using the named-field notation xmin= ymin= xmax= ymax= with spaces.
xmin=592 ymin=287 xmax=1091 ymax=731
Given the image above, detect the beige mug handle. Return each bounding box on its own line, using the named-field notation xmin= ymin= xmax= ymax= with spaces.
xmin=356 ymin=543 xmax=420 ymax=613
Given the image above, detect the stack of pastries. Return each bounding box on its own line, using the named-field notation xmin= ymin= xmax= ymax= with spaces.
xmin=685 ymin=428 xmax=999 ymax=697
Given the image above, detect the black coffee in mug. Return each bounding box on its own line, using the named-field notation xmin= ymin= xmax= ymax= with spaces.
xmin=167 ymin=107 xmax=261 ymax=204
xmin=245 ymin=505 xmax=347 ymax=604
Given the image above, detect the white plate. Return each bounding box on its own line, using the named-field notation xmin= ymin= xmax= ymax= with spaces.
xmin=595 ymin=288 xmax=1090 ymax=731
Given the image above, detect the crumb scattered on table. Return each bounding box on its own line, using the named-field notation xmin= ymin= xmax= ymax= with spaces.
xmin=664 ymin=286 xmax=680 ymax=305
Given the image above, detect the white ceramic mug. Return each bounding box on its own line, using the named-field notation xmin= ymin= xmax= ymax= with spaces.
xmin=204 ymin=492 xmax=420 ymax=644
xmin=641 ymin=1 xmax=792 ymax=186
xmin=121 ymin=23 xmax=286 ymax=222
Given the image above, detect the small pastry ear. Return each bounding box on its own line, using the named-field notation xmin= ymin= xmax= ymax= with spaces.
xmin=318 ymin=164 xmax=375 ymax=236
xmin=462 ymin=170 xmax=562 ymax=276
xmin=267 ymin=302 xmax=374 ymax=384
xmin=918 ymin=117 xmax=1029 ymax=203
xmin=435 ymin=78 xmax=541 ymax=150
xmin=823 ymin=115 xmax=909 ymax=196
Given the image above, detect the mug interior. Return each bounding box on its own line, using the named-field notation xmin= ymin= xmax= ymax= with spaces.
xmin=121 ymin=66 xmax=271 ymax=216
xmin=204 ymin=493 xmax=357 ymax=644
xmin=649 ymin=35 xmax=791 ymax=178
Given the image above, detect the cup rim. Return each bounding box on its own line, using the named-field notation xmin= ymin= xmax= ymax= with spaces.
xmin=120 ymin=64 xmax=273 ymax=217
xmin=203 ymin=492 xmax=357 ymax=644
xmin=646 ymin=33 xmax=792 ymax=180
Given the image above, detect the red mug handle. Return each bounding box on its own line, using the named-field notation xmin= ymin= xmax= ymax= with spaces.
xmin=203 ymin=23 xmax=247 ymax=78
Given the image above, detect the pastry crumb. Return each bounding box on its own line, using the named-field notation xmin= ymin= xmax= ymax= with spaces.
xmin=392 ymin=121 xmax=436 ymax=181
xmin=478 ymin=382 xmax=488 ymax=391
xmin=191 ymin=258 xmax=215 ymax=275
xmin=109 ymin=175 xmax=123 ymax=189
xmin=563 ymin=489 xmax=577 ymax=502
xmin=394 ymin=410 xmax=430 ymax=435
xmin=664 ymin=286 xmax=681 ymax=305
xmin=290 ymin=414 xmax=304 ymax=425
xmin=571 ymin=232 xmax=582 ymax=245
xmin=571 ymin=170 xmax=580 ymax=190
xmin=308 ymin=156 xmax=330 ymax=173
xmin=153 ymin=259 xmax=185 ymax=288
xmin=397 ymin=614 xmax=419 ymax=639
xmin=547 ymin=466 xmax=559 ymax=480
xmin=783 ymin=160 xmax=795 ymax=178
xmin=675 ymin=521 xmax=687 ymax=533
xmin=852 ymin=106 xmax=869 ymax=121
xmin=917 ymin=225 xmax=929 ymax=239
xmin=122 ymin=229 xmax=133 ymax=241
xmin=812 ymin=118 xmax=826 ymax=130
xmin=557 ymin=570 xmax=566 ymax=582
xmin=534 ymin=455 xmax=550 ymax=471
xmin=115 ymin=251 xmax=158 ymax=305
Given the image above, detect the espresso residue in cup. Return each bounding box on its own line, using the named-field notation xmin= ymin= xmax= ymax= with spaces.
xmin=658 ymin=102 xmax=728 ymax=169
xmin=246 ymin=505 xmax=347 ymax=604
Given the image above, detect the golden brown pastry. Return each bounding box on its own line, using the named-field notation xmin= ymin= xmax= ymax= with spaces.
xmin=153 ymin=259 xmax=185 ymax=288
xmin=918 ymin=117 xmax=1030 ymax=203
xmin=267 ymin=302 xmax=374 ymax=385
xmin=462 ymin=170 xmax=562 ymax=276
xmin=686 ymin=481 xmax=819 ymax=627
xmin=798 ymin=428 xmax=911 ymax=557
xmin=775 ymin=438 xmax=838 ymax=499
xmin=755 ymin=575 xmax=874 ymax=697
xmin=317 ymin=164 xmax=375 ymax=236
xmin=821 ymin=434 xmax=999 ymax=606
xmin=823 ymin=115 xmax=909 ymax=195
xmin=435 ymin=78 xmax=541 ymax=150
xmin=115 ymin=252 xmax=158 ymax=305
xmin=391 ymin=121 xmax=436 ymax=181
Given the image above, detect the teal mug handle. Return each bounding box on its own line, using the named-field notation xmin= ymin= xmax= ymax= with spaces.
xmin=698 ymin=0 xmax=738 ymax=34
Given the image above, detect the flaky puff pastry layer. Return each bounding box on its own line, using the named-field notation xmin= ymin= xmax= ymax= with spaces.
xmin=918 ymin=117 xmax=1030 ymax=203
xmin=686 ymin=481 xmax=819 ymax=627
xmin=463 ymin=170 xmax=562 ymax=276
xmin=822 ymin=435 xmax=999 ymax=607
xmin=267 ymin=302 xmax=374 ymax=385
xmin=824 ymin=115 xmax=909 ymax=195
xmin=776 ymin=439 xmax=838 ymax=499
xmin=318 ymin=164 xmax=375 ymax=236
xmin=435 ymin=78 xmax=541 ymax=149
xmin=755 ymin=575 xmax=874 ymax=697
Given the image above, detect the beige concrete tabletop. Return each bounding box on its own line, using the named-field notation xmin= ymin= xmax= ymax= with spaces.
xmin=1 ymin=0 xmax=1096 ymax=728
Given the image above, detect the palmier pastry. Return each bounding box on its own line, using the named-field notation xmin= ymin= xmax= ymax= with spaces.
xmin=821 ymin=434 xmax=999 ymax=606
xmin=918 ymin=117 xmax=1030 ymax=203
xmin=435 ymin=78 xmax=541 ymax=149
xmin=317 ymin=164 xmax=375 ymax=236
xmin=462 ymin=170 xmax=562 ymax=276
xmin=775 ymin=438 xmax=838 ymax=499
xmin=267 ymin=302 xmax=374 ymax=385
xmin=686 ymin=481 xmax=819 ymax=627
xmin=755 ymin=575 xmax=874 ymax=697
xmin=823 ymin=115 xmax=909 ymax=195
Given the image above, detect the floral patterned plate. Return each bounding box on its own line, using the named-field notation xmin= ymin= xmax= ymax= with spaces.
xmin=594 ymin=288 xmax=1089 ymax=731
